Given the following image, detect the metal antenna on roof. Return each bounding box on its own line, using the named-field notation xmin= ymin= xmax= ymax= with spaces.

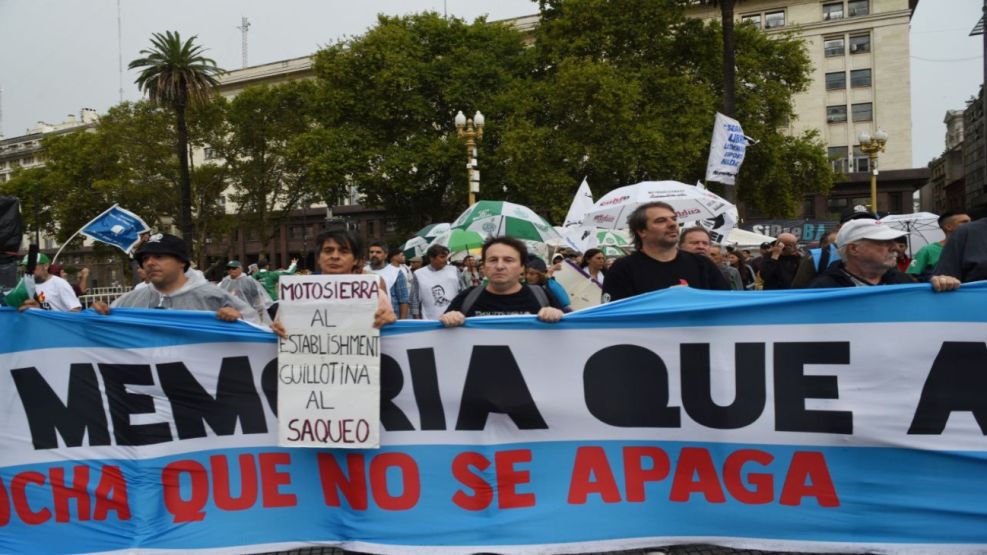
xmin=238 ymin=17 xmax=251 ymax=68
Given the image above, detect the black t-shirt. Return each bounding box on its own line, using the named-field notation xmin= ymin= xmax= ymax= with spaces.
xmin=446 ymin=285 xmax=562 ymax=317
xmin=602 ymin=250 xmax=730 ymax=302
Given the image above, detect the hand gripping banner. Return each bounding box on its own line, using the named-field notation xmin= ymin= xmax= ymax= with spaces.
xmin=2 ymin=284 xmax=987 ymax=554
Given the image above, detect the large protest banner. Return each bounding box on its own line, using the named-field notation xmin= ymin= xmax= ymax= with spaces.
xmin=2 ymin=284 xmax=987 ymax=554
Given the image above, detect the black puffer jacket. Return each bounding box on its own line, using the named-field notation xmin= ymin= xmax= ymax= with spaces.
xmin=808 ymin=261 xmax=915 ymax=288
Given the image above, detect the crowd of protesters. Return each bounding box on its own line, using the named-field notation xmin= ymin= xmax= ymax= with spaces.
xmin=8 ymin=201 xmax=986 ymax=325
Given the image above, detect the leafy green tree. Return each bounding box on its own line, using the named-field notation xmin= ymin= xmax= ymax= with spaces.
xmin=129 ymin=31 xmax=223 ymax=242
xmin=306 ymin=12 xmax=535 ymax=228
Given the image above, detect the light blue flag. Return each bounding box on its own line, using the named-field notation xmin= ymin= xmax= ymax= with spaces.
xmin=79 ymin=204 xmax=150 ymax=253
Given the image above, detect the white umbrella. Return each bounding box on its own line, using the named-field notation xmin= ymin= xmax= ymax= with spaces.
xmin=400 ymin=236 xmax=429 ymax=259
xmin=581 ymin=180 xmax=734 ymax=230
xmin=880 ymin=213 xmax=944 ymax=257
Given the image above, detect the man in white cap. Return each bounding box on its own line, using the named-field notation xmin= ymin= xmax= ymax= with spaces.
xmin=809 ymin=219 xmax=959 ymax=292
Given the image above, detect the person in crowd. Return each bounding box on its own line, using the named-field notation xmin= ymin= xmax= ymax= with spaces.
xmin=709 ymin=244 xmax=744 ymax=291
xmin=366 ymin=242 xmax=409 ymax=320
xmin=460 ymin=255 xmax=482 ymax=289
xmin=679 ymin=226 xmax=711 ymax=258
xmin=580 ymin=248 xmax=606 ymax=287
xmin=389 ymin=246 xmax=418 ymax=319
xmin=750 ymin=242 xmax=772 ymax=274
xmin=272 ymin=230 xmax=396 ymax=336
xmin=133 ymin=266 xmax=151 ymax=291
xmin=908 ymin=211 xmax=971 ymax=279
xmin=934 ymin=215 xmax=987 ymax=283
xmin=92 ymin=234 xmax=259 ymax=323
xmin=792 ymin=230 xmax=839 ymax=288
xmin=603 ymin=202 xmax=729 ymax=302
xmin=759 ymin=232 xmax=802 ymax=290
xmin=728 ymin=251 xmax=756 ymax=290
xmin=17 ymin=253 xmax=82 ymax=312
xmin=439 ymin=236 xmax=564 ymax=326
xmin=409 ymin=256 xmax=423 ymax=272
xmin=524 ymin=254 xmax=572 ymax=312
xmin=218 ymin=260 xmax=273 ymax=323
xmin=414 ymin=244 xmax=462 ymax=320
xmin=253 ymin=257 xmax=297 ymax=301
xmin=809 ymin=219 xmax=958 ymax=291
xmin=48 ymin=264 xmax=89 ymax=297
xmin=892 ymin=236 xmax=912 ymax=273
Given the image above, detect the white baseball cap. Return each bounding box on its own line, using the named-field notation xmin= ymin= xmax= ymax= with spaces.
xmin=836 ymin=218 xmax=905 ymax=248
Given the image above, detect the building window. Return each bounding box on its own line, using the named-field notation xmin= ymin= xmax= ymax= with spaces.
xmin=764 ymin=10 xmax=785 ymax=29
xmin=740 ymin=14 xmax=761 ymax=29
xmin=848 ymin=0 xmax=870 ymax=17
xmin=827 ymin=105 xmax=848 ymax=123
xmin=824 ymin=37 xmax=845 ymax=57
xmin=850 ymin=68 xmax=872 ymax=87
xmin=849 ymin=34 xmax=871 ymax=54
xmin=852 ymin=102 xmax=873 ymax=121
xmin=853 ymin=146 xmax=870 ymax=172
xmin=825 ymin=71 xmax=846 ymax=90
xmin=828 ymin=146 xmax=850 ymax=173
xmin=204 ymin=147 xmax=219 ymax=160
xmin=823 ymin=2 xmax=844 ymax=21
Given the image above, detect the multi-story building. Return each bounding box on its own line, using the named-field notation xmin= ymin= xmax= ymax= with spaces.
xmin=686 ymin=0 xmax=928 ymax=222
xmin=963 ymin=86 xmax=987 ymax=216
xmin=0 ymin=109 xmax=99 ymax=187
xmin=920 ymin=109 xmax=965 ymax=213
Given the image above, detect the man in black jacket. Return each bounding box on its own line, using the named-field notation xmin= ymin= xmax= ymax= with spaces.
xmin=759 ymin=232 xmax=802 ymax=289
xmin=810 ymin=219 xmax=959 ymax=292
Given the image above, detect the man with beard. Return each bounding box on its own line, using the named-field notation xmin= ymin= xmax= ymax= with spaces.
xmin=810 ymin=219 xmax=958 ymax=291
xmin=365 ymin=242 xmax=409 ymax=319
xmin=602 ymin=202 xmax=729 ymax=302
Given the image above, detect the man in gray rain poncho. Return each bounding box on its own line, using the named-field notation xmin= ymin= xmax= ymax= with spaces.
xmin=92 ymin=234 xmax=260 ymax=324
xmin=218 ymin=260 xmax=273 ymax=323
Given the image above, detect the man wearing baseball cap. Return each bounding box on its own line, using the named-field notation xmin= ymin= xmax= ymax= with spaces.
xmin=809 ymin=219 xmax=959 ymax=291
xmin=92 ymin=233 xmax=260 ymax=323
xmin=218 ymin=260 xmax=272 ymax=323
xmin=17 ymin=252 xmax=82 ymax=312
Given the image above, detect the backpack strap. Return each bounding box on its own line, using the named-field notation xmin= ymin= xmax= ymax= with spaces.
xmin=527 ymin=284 xmax=550 ymax=308
xmin=459 ymin=286 xmax=485 ymax=316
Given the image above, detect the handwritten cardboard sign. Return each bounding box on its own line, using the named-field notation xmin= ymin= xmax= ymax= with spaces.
xmin=277 ymin=274 xmax=381 ymax=448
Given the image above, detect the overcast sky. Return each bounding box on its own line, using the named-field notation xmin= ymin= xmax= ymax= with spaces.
xmin=0 ymin=0 xmax=982 ymax=168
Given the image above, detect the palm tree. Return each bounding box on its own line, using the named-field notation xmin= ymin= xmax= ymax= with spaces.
xmin=129 ymin=31 xmax=223 ymax=242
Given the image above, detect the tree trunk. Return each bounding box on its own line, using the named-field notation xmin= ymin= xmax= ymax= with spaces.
xmin=720 ymin=0 xmax=738 ymax=207
xmin=175 ymin=97 xmax=194 ymax=247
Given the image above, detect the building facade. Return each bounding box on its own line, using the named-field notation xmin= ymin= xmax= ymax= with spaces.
xmin=687 ymin=0 xmax=925 ymax=222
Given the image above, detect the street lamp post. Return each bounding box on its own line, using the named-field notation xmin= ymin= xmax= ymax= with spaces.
xmin=857 ymin=129 xmax=889 ymax=214
xmin=454 ymin=110 xmax=484 ymax=207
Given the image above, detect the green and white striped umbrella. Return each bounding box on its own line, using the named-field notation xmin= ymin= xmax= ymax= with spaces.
xmin=460 ymin=215 xmax=564 ymax=244
xmin=400 ymin=236 xmax=429 ymax=259
xmin=427 ymin=229 xmax=486 ymax=253
xmin=595 ymin=229 xmax=630 ymax=247
xmin=451 ymin=200 xmax=551 ymax=230
xmin=415 ymin=222 xmax=451 ymax=240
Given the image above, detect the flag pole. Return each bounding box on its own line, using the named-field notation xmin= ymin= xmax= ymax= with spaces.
xmin=51 ymin=204 xmax=120 ymax=264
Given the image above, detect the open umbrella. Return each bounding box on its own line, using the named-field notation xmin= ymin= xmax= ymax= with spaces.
xmin=581 ymin=180 xmax=734 ymax=230
xmin=460 ymin=215 xmax=564 ymax=244
xmin=428 ymin=229 xmax=486 ymax=253
xmin=452 ymin=200 xmax=551 ymax=230
xmin=880 ymin=213 xmax=944 ymax=257
xmin=415 ymin=223 xmax=451 ymax=240
xmin=400 ymin=236 xmax=429 ymax=259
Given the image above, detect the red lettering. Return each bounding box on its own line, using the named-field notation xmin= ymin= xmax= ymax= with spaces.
xmin=568 ymin=446 xmax=621 ymax=504
xmin=623 ymin=447 xmax=670 ymax=502
xmin=0 ymin=474 xmax=9 ymax=526
xmin=12 ymin=471 xmax=51 ymax=525
xmin=495 ymin=449 xmax=535 ymax=509
xmin=259 ymin=453 xmax=296 ymax=508
xmin=161 ymin=460 xmax=208 ymax=523
xmin=451 ymin=452 xmax=493 ymax=511
xmin=369 ymin=453 xmax=420 ymax=511
xmin=50 ymin=466 xmax=90 ymax=522
xmin=781 ymin=451 xmax=840 ymax=507
xmin=93 ymin=465 xmax=130 ymax=521
xmin=318 ymin=453 xmax=367 ymax=510
xmin=669 ymin=448 xmax=725 ymax=503
xmin=211 ymin=454 xmax=258 ymax=511
xmin=723 ymin=449 xmax=774 ymax=504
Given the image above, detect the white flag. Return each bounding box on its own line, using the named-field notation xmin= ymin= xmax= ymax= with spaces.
xmin=562 ymin=178 xmax=594 ymax=229
xmin=705 ymin=112 xmax=748 ymax=186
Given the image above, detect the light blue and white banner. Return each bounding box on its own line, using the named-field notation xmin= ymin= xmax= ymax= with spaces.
xmin=2 ymin=284 xmax=987 ymax=554
xmin=705 ymin=112 xmax=749 ymax=185
xmin=79 ymin=204 xmax=150 ymax=254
